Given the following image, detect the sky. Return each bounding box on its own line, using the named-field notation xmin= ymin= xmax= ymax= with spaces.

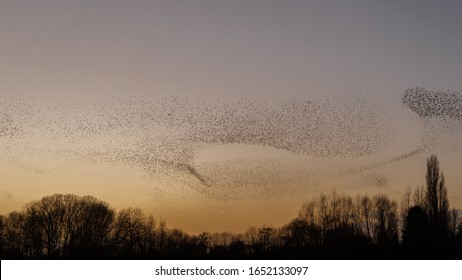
xmin=1 ymin=0 xmax=462 ymax=233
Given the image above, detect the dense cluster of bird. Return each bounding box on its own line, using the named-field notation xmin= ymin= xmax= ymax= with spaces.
xmin=2 ymin=91 xmax=398 ymax=198
xmin=402 ymin=87 xmax=462 ymax=152
xmin=402 ymin=86 xmax=462 ymax=119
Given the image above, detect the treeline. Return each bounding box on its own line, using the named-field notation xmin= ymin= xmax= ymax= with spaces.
xmin=1 ymin=155 xmax=461 ymax=259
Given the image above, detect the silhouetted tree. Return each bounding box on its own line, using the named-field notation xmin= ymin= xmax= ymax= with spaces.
xmin=0 ymin=167 xmax=458 ymax=260
xmin=284 ymin=218 xmax=321 ymax=248
xmin=24 ymin=195 xmax=68 ymax=257
xmin=0 ymin=214 xmax=4 ymax=255
xmin=456 ymin=219 xmax=462 ymax=240
xmin=142 ymin=215 xmax=158 ymax=256
xmin=156 ymin=219 xmax=167 ymax=255
xmin=258 ymin=227 xmax=274 ymax=252
xmin=356 ymin=195 xmax=373 ymax=241
xmin=229 ymin=237 xmax=247 ymax=258
xmin=413 ymin=185 xmax=426 ymax=208
xmin=372 ymin=195 xmax=399 ymax=250
xmin=190 ymin=232 xmax=209 ymax=256
xmin=63 ymin=195 xmax=115 ymax=257
xmin=112 ymin=207 xmax=147 ymax=256
xmin=297 ymin=193 xmax=383 ymax=258
xmin=2 ymin=212 xmax=26 ymax=258
xmin=402 ymin=206 xmax=430 ymax=258
xmin=424 ymin=155 xmax=450 ymax=251
xmin=281 ymin=218 xmax=322 ymax=258
xmin=163 ymin=228 xmax=191 ymax=257
xmin=19 ymin=194 xmax=115 ymax=258
xmin=449 ymin=208 xmax=459 ymax=239
xmin=243 ymin=226 xmax=259 ymax=255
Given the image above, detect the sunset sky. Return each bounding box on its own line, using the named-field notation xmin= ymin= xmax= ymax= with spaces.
xmin=1 ymin=0 xmax=462 ymax=233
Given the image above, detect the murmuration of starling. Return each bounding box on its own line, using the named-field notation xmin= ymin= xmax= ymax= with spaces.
xmin=2 ymin=91 xmax=396 ymax=197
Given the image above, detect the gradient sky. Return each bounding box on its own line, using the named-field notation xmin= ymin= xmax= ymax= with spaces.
xmin=1 ymin=0 xmax=462 ymax=233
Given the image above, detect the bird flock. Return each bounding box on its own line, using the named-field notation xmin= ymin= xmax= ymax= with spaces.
xmin=402 ymin=86 xmax=462 ymax=119
xmin=402 ymin=86 xmax=462 ymax=153
xmin=2 ymin=87 xmax=461 ymax=200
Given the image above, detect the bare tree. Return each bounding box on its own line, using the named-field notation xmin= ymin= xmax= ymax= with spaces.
xmin=457 ymin=218 xmax=462 ymax=241
xmin=0 ymin=215 xmax=4 ymax=254
xmin=3 ymin=212 xmax=27 ymax=256
xmin=413 ymin=185 xmax=426 ymax=208
xmin=258 ymin=226 xmax=274 ymax=252
xmin=164 ymin=228 xmax=190 ymax=254
xmin=243 ymin=226 xmax=259 ymax=246
xmin=424 ymin=155 xmax=449 ymax=238
xmin=283 ymin=218 xmax=321 ymax=248
xmin=112 ymin=207 xmax=147 ymax=255
xmin=143 ymin=215 xmax=157 ymax=255
xmin=157 ymin=219 xmax=167 ymax=255
xmin=22 ymin=194 xmax=114 ymax=258
xmin=448 ymin=208 xmax=459 ymax=239
xmin=62 ymin=195 xmax=114 ymax=256
xmin=356 ymin=195 xmax=373 ymax=240
xmin=25 ymin=195 xmax=67 ymax=257
xmin=372 ymin=195 xmax=399 ymax=248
